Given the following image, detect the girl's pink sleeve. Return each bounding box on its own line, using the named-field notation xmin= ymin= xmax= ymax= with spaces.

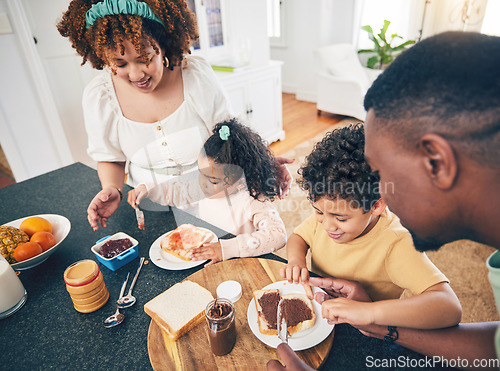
xmin=219 ymin=199 xmax=287 ymax=260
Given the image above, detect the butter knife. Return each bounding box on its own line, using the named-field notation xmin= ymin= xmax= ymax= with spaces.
xmin=135 ymin=207 xmax=145 ymax=230
xmin=277 ymin=298 xmax=288 ymax=343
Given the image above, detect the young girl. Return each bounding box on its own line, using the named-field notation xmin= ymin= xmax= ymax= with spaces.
xmin=128 ymin=119 xmax=287 ymax=265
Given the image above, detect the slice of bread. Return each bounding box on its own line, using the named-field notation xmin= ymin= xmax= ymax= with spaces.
xmin=144 ymin=280 xmax=214 ymax=340
xmin=253 ymin=289 xmax=316 ymax=336
xmin=280 ymin=293 xmax=316 ymax=335
xmin=254 ymin=289 xmax=281 ymax=335
xmin=160 ymin=224 xmax=215 ymax=261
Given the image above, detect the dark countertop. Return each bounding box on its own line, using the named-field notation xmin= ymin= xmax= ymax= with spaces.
xmin=0 ymin=163 xmax=454 ymax=370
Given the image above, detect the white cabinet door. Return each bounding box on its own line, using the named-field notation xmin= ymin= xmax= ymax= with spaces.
xmin=246 ymin=72 xmax=283 ymax=142
xmin=223 ymin=84 xmax=247 ymax=121
xmin=216 ymin=61 xmax=284 ymax=144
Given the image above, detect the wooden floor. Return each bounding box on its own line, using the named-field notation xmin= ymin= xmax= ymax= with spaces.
xmin=0 ymin=93 xmax=343 ymax=188
xmin=269 ymin=93 xmax=344 ymax=156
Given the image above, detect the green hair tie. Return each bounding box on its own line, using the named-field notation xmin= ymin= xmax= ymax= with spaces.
xmin=219 ymin=125 xmax=230 ymax=141
xmin=85 ymin=0 xmax=165 ymax=29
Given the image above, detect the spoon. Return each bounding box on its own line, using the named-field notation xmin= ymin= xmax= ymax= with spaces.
xmin=104 ymin=272 xmax=129 ymax=328
xmin=117 ymin=257 xmax=145 ymax=309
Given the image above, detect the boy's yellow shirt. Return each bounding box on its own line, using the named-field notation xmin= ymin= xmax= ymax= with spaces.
xmin=294 ymin=208 xmax=448 ymax=301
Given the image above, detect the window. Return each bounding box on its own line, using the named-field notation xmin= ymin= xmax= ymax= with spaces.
xmin=187 ymin=0 xmax=229 ymax=60
xmin=267 ymin=0 xmax=286 ymax=47
xmin=356 ymin=0 xmax=417 ymax=50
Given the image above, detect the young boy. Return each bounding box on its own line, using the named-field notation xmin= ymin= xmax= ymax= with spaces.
xmin=282 ymin=124 xmax=462 ymax=330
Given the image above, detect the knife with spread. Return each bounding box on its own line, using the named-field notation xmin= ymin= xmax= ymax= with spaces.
xmin=277 ymin=298 xmax=288 ymax=343
xmin=135 ymin=207 xmax=145 ymax=230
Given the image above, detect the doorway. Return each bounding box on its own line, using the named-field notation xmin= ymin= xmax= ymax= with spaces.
xmin=0 ymin=144 xmax=15 ymax=188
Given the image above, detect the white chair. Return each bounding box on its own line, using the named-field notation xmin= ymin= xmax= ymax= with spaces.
xmin=314 ymin=44 xmax=382 ymax=122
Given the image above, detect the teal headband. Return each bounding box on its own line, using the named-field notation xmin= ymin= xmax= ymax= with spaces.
xmin=85 ymin=0 xmax=165 ymax=29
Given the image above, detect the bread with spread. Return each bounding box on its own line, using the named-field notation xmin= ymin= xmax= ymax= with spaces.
xmin=160 ymin=224 xmax=216 ymax=261
xmin=144 ymin=280 xmax=214 ymax=340
xmin=253 ymin=289 xmax=316 ymax=336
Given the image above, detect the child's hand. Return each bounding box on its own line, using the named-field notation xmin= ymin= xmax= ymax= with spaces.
xmin=275 ymin=157 xmax=295 ymax=199
xmin=318 ymin=297 xmax=375 ymax=326
xmin=280 ymin=263 xmax=310 ymax=284
xmin=127 ymin=184 xmax=148 ymax=208
xmin=190 ymin=242 xmax=223 ymax=267
xmin=280 ymin=263 xmax=314 ymax=299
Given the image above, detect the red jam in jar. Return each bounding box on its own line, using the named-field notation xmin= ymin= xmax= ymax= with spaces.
xmin=99 ymin=238 xmax=133 ymax=258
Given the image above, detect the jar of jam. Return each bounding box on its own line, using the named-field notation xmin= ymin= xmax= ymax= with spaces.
xmin=205 ymin=298 xmax=236 ymax=356
xmin=64 ymin=259 xmax=109 ymax=313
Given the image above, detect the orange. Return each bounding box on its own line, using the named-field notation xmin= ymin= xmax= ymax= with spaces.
xmin=19 ymin=216 xmax=53 ymax=237
xmin=13 ymin=242 xmax=43 ymax=262
xmin=30 ymin=231 xmax=56 ymax=252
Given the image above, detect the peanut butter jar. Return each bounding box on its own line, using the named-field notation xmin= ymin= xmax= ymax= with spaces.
xmin=64 ymin=260 xmax=109 ymax=313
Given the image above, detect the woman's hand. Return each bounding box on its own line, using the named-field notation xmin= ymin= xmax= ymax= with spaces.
xmin=127 ymin=184 xmax=148 ymax=208
xmin=190 ymin=242 xmax=223 ymax=266
xmin=87 ymin=187 xmax=121 ymax=231
xmin=275 ymin=157 xmax=294 ymax=199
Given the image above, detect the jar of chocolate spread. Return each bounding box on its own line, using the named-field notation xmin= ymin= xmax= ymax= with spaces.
xmin=205 ymin=298 xmax=236 ymax=356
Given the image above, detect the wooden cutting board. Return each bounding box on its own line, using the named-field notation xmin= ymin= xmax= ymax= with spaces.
xmin=147 ymin=258 xmax=334 ymax=370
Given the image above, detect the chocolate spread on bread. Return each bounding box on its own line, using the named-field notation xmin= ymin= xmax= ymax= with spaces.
xmin=258 ymin=291 xmax=280 ymax=329
xmin=257 ymin=292 xmax=313 ymax=329
xmin=282 ymin=298 xmax=313 ymax=327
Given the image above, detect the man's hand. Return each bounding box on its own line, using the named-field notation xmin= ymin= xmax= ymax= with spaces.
xmin=87 ymin=187 xmax=121 ymax=231
xmin=266 ymin=343 xmax=314 ymax=371
xmin=308 ymin=276 xmax=372 ymax=302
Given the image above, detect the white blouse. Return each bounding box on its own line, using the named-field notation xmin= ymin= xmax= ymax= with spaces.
xmin=82 ymin=55 xmax=232 ymax=187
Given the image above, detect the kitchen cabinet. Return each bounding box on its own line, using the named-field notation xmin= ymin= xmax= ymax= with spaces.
xmin=214 ymin=61 xmax=284 ymax=144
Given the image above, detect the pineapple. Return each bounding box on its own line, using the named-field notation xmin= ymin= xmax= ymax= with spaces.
xmin=0 ymin=226 xmax=30 ymax=264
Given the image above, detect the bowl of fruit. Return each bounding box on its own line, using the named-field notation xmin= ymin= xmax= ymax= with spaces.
xmin=0 ymin=214 xmax=71 ymax=270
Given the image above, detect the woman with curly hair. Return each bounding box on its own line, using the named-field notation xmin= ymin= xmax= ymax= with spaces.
xmin=281 ymin=124 xmax=461 ymax=330
xmin=58 ymin=0 xmax=233 ymax=230
xmin=129 ymin=118 xmax=287 ymax=265
xmin=58 ymin=0 xmax=292 ymax=231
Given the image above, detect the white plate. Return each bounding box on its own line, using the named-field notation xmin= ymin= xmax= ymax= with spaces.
xmin=149 ymin=227 xmax=217 ymax=270
xmin=247 ymin=280 xmax=334 ymax=351
xmin=3 ymin=214 xmax=71 ymax=271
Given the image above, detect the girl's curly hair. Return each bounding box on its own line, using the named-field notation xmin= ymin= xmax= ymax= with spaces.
xmin=297 ymin=124 xmax=380 ymax=212
xmin=57 ymin=0 xmax=198 ymax=71
xmin=203 ymin=119 xmax=281 ymax=201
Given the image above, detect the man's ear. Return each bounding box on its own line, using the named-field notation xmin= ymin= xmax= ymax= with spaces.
xmin=419 ymin=134 xmax=458 ymax=190
xmin=370 ymin=198 xmax=387 ymax=216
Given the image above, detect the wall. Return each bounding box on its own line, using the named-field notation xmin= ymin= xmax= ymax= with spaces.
xmin=270 ymin=0 xmax=356 ymax=102
xmin=225 ymin=0 xmax=270 ymax=67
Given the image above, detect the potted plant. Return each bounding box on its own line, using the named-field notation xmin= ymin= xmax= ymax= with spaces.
xmin=358 ymin=20 xmax=416 ymax=69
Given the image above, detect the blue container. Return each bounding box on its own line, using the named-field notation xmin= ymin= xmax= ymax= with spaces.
xmin=91 ymin=232 xmax=139 ymax=271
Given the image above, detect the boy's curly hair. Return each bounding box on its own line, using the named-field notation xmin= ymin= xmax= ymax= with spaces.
xmin=203 ymin=119 xmax=281 ymax=201
xmin=57 ymin=0 xmax=198 ymax=71
xmin=297 ymin=124 xmax=380 ymax=212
